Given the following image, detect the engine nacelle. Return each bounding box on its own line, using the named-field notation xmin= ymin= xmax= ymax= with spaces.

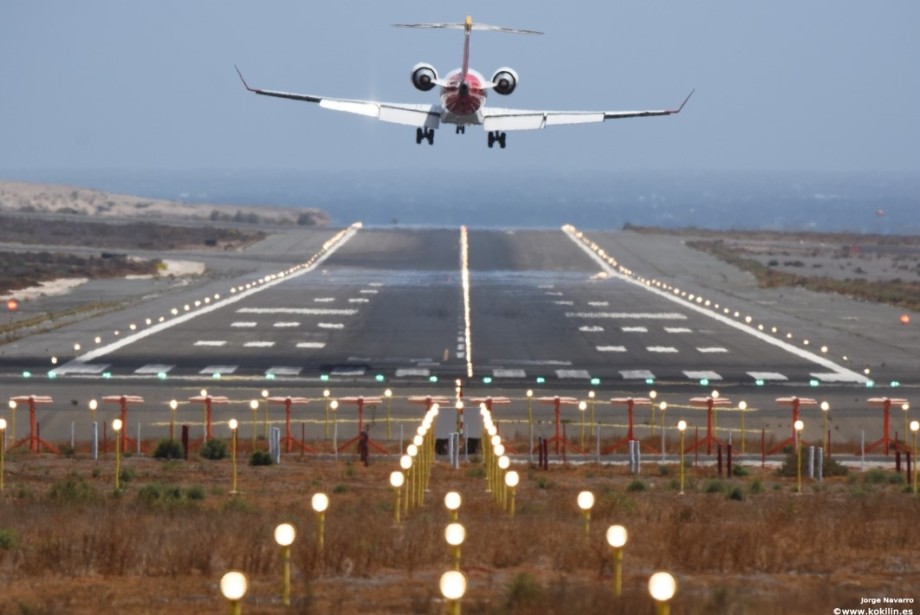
xmin=411 ymin=62 xmax=438 ymax=92
xmin=491 ymin=67 xmax=519 ymax=96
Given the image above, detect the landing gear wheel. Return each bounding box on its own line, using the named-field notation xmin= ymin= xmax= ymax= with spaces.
xmin=455 ymin=125 xmax=466 ymax=135
xmin=416 ymin=127 xmax=434 ymax=145
xmin=416 ymin=128 xmax=424 ymax=145
xmin=487 ymin=131 xmax=507 ymax=149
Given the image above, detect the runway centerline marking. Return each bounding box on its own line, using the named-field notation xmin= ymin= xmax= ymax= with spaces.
xmin=562 ymin=225 xmax=868 ymax=384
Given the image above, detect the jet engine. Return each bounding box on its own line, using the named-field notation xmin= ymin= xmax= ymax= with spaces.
xmin=491 ymin=67 xmax=519 ymax=95
xmin=411 ymin=63 xmax=438 ymax=92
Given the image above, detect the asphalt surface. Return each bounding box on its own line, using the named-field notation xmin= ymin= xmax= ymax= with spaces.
xmin=0 ymin=224 xmax=917 ymax=450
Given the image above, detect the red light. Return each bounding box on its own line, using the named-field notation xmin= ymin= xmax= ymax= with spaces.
xmin=6 ymin=299 xmax=17 ymax=312
xmin=900 ymin=314 xmax=910 ymax=325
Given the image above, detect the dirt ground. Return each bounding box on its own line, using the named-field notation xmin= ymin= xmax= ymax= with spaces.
xmin=1 ymin=436 xmax=918 ymax=615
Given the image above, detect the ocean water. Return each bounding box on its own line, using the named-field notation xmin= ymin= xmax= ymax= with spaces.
xmin=5 ymin=169 xmax=918 ymax=233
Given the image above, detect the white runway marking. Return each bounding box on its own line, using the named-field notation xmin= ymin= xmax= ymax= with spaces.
xmin=588 ymin=301 xmax=609 ymax=307
xmin=267 ymin=366 xmax=302 ymax=376
xmin=597 ymin=345 xmax=627 ymax=352
xmin=665 ymin=327 xmax=693 ymax=333
xmin=194 ymin=340 xmax=227 ymax=347
xmin=566 ymin=312 xmax=687 ymax=320
xmin=697 ymin=347 xmax=729 ymax=353
xmin=554 ymin=300 xmax=574 ymax=306
xmin=460 ymin=225 xmax=474 ymax=379
xmin=811 ymin=372 xmax=866 ymax=383
xmin=647 ymin=346 xmax=679 ymax=353
xmin=349 ymin=298 xmax=370 ymax=303
xmin=622 ymin=326 xmax=648 ymax=333
xmin=244 ymin=341 xmax=276 ymax=348
xmin=201 ymin=365 xmax=237 ymax=375
xmin=580 ymin=325 xmax=605 ymax=332
xmin=538 ymin=284 xmax=554 ymax=289
xmin=331 ymin=367 xmax=366 ymax=376
xmin=314 ymin=297 xmax=335 ymax=303
xmin=134 ymin=364 xmax=174 ymax=375
xmin=318 ymin=323 xmax=345 ymax=329
xmin=52 ymin=363 xmax=110 ymax=375
xmin=685 ymin=370 xmax=722 ymax=381
xmin=545 ymin=291 xmax=564 ymax=296
xmin=748 ymin=371 xmax=788 ymax=381
xmin=491 ymin=359 xmax=573 ymax=366
xmin=296 ymin=342 xmax=326 ymax=349
xmin=238 ymin=308 xmax=357 ymax=316
xmin=368 ymin=282 xmax=384 ymax=287
xmin=621 ymin=369 xmax=656 ymax=380
xmin=273 ymin=322 xmax=300 ymax=328
xmin=493 ymin=368 xmax=527 ymax=378
xmin=360 ymin=289 xmax=378 ymax=295
xmin=396 ymin=368 xmax=430 ymax=377
xmin=231 ymin=321 xmax=257 ymax=328
xmin=556 ymin=369 xmax=591 ymax=379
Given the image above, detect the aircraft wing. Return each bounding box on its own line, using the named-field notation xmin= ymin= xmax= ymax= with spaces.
xmin=481 ymin=90 xmax=694 ymax=132
xmin=235 ymin=66 xmax=441 ymax=129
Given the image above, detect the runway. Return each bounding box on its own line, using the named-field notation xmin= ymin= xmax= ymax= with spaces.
xmin=0 ymin=224 xmax=915 ymax=446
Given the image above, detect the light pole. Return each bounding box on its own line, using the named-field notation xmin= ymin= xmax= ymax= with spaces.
xmin=444 ymin=491 xmax=462 ymax=522
xmin=577 ymin=491 xmax=595 ymax=540
xmin=274 ymin=523 xmax=296 ymax=606
xmin=505 ymin=471 xmax=519 ymax=517
xmin=384 ymin=388 xmax=393 ymax=438
xmin=168 ymin=399 xmax=178 ymax=441
xmin=911 ymin=420 xmax=919 ymax=495
xmin=526 ymin=389 xmax=534 ymax=459
xmin=390 ymin=471 xmax=404 ymax=525
xmin=497 ymin=455 xmax=510 ymax=509
xmin=794 ymin=419 xmax=804 ymax=493
xmin=902 ymin=403 xmax=910 ymax=451
xmin=249 ymin=400 xmax=259 ymax=450
xmin=439 ymin=570 xmax=467 ymax=615
xmin=312 ymin=492 xmax=329 ymax=552
xmin=738 ymin=401 xmax=748 ymax=454
xmin=220 ymin=570 xmax=248 ymax=615
xmin=606 ymin=524 xmax=628 ymax=599
xmin=658 ymin=401 xmax=668 ymax=459
xmin=578 ymin=400 xmax=587 ymax=450
xmin=261 ymin=389 xmax=270 ymax=440
xmin=0 ymin=418 xmax=6 ymax=492
xmin=88 ymin=398 xmax=98 ymax=426
xmin=322 ymin=389 xmax=331 ymax=438
xmin=400 ymin=454 xmax=412 ymax=514
xmin=112 ymin=418 xmax=123 ymax=491
xmin=588 ymin=390 xmax=596 ymax=439
xmin=445 ymin=522 xmax=465 ymax=571
xmin=648 ymin=571 xmax=677 ymax=615
xmin=649 ymin=390 xmax=658 ymax=435
xmin=678 ymin=420 xmax=687 ymax=494
xmin=229 ymin=419 xmax=239 ymax=495
xmin=820 ymin=401 xmax=830 ymax=454
xmin=8 ymin=400 xmax=16 ymax=442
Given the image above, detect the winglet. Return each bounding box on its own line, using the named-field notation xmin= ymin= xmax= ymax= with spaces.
xmin=235 ymin=65 xmax=256 ymax=92
xmin=673 ymin=89 xmax=695 ymax=113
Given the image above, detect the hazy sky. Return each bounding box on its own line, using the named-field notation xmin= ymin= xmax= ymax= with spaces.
xmin=1 ymin=1 xmax=918 ymax=176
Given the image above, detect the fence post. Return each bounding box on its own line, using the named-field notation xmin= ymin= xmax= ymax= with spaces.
xmin=91 ymin=422 xmax=98 ymax=461
xmin=181 ymin=425 xmax=189 ymax=460
xmin=816 ymin=447 xmax=824 ymax=482
xmin=808 ymin=445 xmax=815 ymax=480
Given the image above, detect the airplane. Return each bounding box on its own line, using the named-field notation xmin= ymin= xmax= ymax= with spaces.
xmin=235 ymin=16 xmax=693 ymax=149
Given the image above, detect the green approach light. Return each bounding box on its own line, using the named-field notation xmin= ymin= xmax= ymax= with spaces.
xmin=375 ymin=374 xmax=385 ymax=382
xmin=536 ymin=376 xmax=546 ymax=384
xmin=102 ymin=372 xmax=112 ymax=379
xmin=755 ymin=379 xmax=765 ymax=386
xmin=866 ymin=380 xmax=875 ymax=388
xmin=699 ymin=378 xmax=710 ymax=386
xmin=212 ymin=372 xmax=222 ymax=379
xmin=645 ymin=378 xmax=655 ymax=385
xmin=320 ymin=374 xmax=330 ymax=382
xmin=428 ymin=375 xmax=439 ymax=383
xmin=590 ymin=377 xmax=601 ymax=386
xmin=809 ymin=379 xmax=819 ymax=387
xmin=22 ymin=371 xmax=32 ymax=378
xmin=482 ymin=376 xmax=493 ymax=384
xmin=47 ymin=371 xmax=57 ymax=379
xmin=266 ymin=372 xmax=276 ymax=380
xmin=890 ymin=380 xmax=901 ymax=387
xmin=157 ymin=371 xmax=167 ymax=380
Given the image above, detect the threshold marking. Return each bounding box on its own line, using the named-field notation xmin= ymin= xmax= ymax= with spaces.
xmin=267 ymin=366 xmax=302 ymax=376
xmin=397 ymin=368 xmax=430 ymax=377
xmin=238 ymin=308 xmax=357 ymax=316
xmin=621 ymin=369 xmax=656 ymax=380
xmin=231 ymin=321 xmax=257 ymax=328
xmin=195 ymin=340 xmax=227 ymax=347
xmin=135 ymin=364 xmax=174 ymax=375
xmin=318 ymin=323 xmax=345 ymax=329
xmin=749 ymin=371 xmax=788 ymax=381
xmin=697 ymin=347 xmax=729 ymax=353
xmin=556 ymin=369 xmax=591 ymax=379
xmin=493 ymin=368 xmax=527 ymax=378
xmin=597 ymin=345 xmax=627 ymax=352
xmin=622 ymin=326 xmax=648 ymax=333
xmin=296 ymin=342 xmax=326 ymax=349
xmin=580 ymin=325 xmax=605 ymax=332
xmin=647 ymin=346 xmax=679 ymax=353
xmin=201 ymin=365 xmax=237 ymax=375
xmin=274 ymin=322 xmax=300 ymax=328
xmin=685 ymin=370 xmax=722 ymax=381
xmin=244 ymin=341 xmax=275 ymax=348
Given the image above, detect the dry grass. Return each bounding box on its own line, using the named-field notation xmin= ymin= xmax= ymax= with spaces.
xmin=0 ymin=444 xmax=918 ymax=614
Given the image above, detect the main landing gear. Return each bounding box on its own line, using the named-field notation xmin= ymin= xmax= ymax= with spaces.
xmin=487 ymin=131 xmax=507 ymax=149
xmin=416 ymin=127 xmax=435 ymax=145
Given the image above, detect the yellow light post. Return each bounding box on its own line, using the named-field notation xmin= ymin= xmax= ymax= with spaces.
xmin=88 ymin=398 xmax=98 ymax=426
xmin=497 ymin=455 xmax=510 ymax=508
xmin=445 ymin=522 xmax=465 ymax=571
xmin=439 ymin=570 xmax=467 ymax=615
xmin=0 ymin=418 xmax=6 ymax=492
xmin=711 ymin=389 xmax=720 ymax=435
xmin=407 ymin=443 xmax=420 ymax=507
xmin=249 ymin=400 xmax=259 ymax=450
xmin=820 ymin=401 xmax=830 ymax=454
xmin=444 ymin=491 xmax=462 ymax=522
xmin=261 ymin=389 xmax=270 ymax=439
xmin=311 ymin=492 xmax=329 ymax=552
xmin=577 ymin=490 xmax=595 ymax=540
xmin=390 ymin=471 xmax=405 ymax=525
xmin=168 ymin=399 xmax=178 ymax=441
xmin=648 ymin=571 xmax=677 ymax=615
xmin=911 ymin=420 xmax=919 ymax=495
xmin=220 ymin=570 xmax=248 ymax=615
xmin=678 ymin=420 xmax=687 ymax=494
xmin=322 ymin=389 xmax=331 ymax=438
xmin=505 ymin=471 xmax=519 ymax=517
xmin=588 ymin=390 xmax=597 ymax=439
xmin=274 ymin=523 xmax=296 ymax=606
xmin=649 ymin=390 xmax=658 ymax=435
xmin=901 ymin=403 xmax=910 ymax=450
xmin=606 ymin=524 xmax=628 ymax=599
xmin=738 ymin=401 xmax=748 ymax=454
xmin=384 ymin=388 xmax=393 ymax=438
xmin=658 ymin=401 xmax=668 ymax=456
xmin=112 ymin=418 xmax=123 ymax=491
xmin=794 ymin=419 xmax=804 ymax=493
xmin=400 ymin=454 xmax=413 ymax=512
xmin=229 ymin=419 xmax=239 ymax=495
xmin=526 ymin=389 xmax=534 ymax=448
xmin=578 ymin=400 xmax=587 ymax=450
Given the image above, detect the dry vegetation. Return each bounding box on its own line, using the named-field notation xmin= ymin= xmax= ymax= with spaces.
xmin=1 ymin=437 xmax=918 ymax=614
xmin=0 ymin=251 xmax=161 ymax=296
